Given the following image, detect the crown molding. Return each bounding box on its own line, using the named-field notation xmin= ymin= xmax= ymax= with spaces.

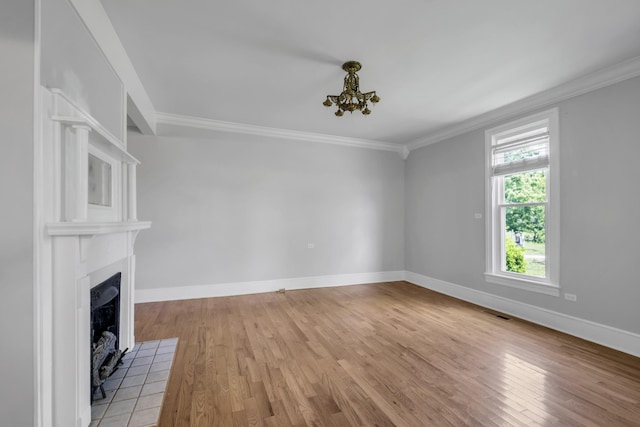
xmin=155 ymin=112 xmax=405 ymax=155
xmin=407 ymin=55 xmax=640 ymax=152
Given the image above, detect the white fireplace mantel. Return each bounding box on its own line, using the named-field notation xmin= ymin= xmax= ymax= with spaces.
xmin=47 ymin=220 xmax=151 ymax=236
xmin=38 ymin=87 xmax=150 ymax=427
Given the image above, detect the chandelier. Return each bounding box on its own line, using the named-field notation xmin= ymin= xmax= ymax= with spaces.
xmin=323 ymin=61 xmax=380 ymax=116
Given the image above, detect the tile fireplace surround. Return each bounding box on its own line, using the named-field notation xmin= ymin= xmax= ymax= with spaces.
xmin=90 ymin=338 xmax=177 ymax=427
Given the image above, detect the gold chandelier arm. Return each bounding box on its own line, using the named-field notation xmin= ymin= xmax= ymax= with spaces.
xmin=361 ymin=91 xmax=375 ymax=101
xmin=323 ymin=95 xmax=339 ymax=107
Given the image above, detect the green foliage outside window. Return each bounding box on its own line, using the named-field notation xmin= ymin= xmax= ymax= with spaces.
xmin=505 ymin=238 xmax=526 ymax=273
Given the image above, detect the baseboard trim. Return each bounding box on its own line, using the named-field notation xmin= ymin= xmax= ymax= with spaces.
xmin=135 ymin=271 xmax=406 ymax=303
xmin=405 ymin=271 xmax=640 ymax=358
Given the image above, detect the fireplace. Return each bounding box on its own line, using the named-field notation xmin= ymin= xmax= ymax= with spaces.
xmin=91 ymin=272 xmax=125 ymax=400
xmin=39 ymin=87 xmax=151 ymax=426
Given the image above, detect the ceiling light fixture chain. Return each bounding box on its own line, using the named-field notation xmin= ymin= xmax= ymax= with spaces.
xmin=323 ymin=61 xmax=380 ymax=116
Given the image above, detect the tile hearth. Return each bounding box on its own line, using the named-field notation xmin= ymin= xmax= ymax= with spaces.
xmin=90 ymin=338 xmax=177 ymax=427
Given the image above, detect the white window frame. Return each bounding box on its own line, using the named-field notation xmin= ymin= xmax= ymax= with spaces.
xmin=484 ymin=108 xmax=560 ymax=296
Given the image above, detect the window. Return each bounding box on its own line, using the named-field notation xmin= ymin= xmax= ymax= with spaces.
xmin=485 ymin=109 xmax=559 ymax=296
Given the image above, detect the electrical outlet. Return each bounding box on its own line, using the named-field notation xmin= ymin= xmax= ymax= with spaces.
xmin=307 ymin=243 xmax=315 ymax=249
xmin=474 ymin=213 xmax=482 ymax=219
xmin=564 ymin=293 xmax=577 ymax=302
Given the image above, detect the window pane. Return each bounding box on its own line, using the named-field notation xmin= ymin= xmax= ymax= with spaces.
xmin=504 ymin=170 xmax=546 ymax=203
xmin=493 ymin=129 xmax=549 ymax=169
xmin=504 ymin=206 xmax=546 ymax=278
xmin=495 ymin=139 xmax=548 ymax=165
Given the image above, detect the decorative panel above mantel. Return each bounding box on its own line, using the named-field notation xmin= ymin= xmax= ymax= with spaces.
xmin=46 ymin=88 xmax=146 ymax=225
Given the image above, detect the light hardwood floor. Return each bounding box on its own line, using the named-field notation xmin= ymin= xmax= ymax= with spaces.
xmin=134 ymin=281 xmax=640 ymax=426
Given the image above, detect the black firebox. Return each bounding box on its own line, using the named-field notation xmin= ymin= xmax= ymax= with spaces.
xmin=90 ymin=272 xmax=123 ymax=400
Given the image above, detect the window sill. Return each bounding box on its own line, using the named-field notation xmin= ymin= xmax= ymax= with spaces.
xmin=484 ymin=272 xmax=560 ymax=296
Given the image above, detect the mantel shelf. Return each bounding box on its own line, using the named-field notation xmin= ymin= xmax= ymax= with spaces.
xmin=46 ymin=221 xmax=151 ymax=236
xmin=51 ymin=115 xmax=139 ymax=165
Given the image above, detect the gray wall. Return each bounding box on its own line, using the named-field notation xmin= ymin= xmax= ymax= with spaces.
xmin=128 ymin=128 xmax=405 ymax=290
xmin=41 ymin=0 xmax=123 ymax=138
xmin=406 ymin=75 xmax=640 ymax=333
xmin=0 ymin=1 xmax=35 ymax=425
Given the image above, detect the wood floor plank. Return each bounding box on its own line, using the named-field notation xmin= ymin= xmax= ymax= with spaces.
xmin=135 ymin=281 xmax=640 ymax=426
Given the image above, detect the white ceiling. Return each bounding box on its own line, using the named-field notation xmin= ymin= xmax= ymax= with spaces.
xmin=101 ymin=0 xmax=640 ymax=146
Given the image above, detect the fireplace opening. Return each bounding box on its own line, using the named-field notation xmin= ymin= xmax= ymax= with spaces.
xmin=90 ymin=272 xmax=126 ymax=400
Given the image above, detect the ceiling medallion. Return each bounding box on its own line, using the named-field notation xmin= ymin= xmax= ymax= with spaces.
xmin=323 ymin=61 xmax=380 ymax=116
